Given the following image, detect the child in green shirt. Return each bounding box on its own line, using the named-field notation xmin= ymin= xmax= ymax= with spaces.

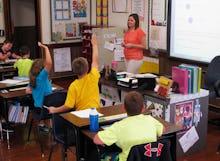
xmin=14 ymin=45 xmax=33 ymax=77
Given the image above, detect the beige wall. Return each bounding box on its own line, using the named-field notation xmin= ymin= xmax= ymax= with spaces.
xmin=0 ymin=0 xmax=5 ymax=42
xmin=40 ymin=0 xmax=149 ymax=44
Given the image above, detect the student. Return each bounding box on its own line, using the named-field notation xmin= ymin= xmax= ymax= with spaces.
xmin=0 ymin=39 xmax=21 ymax=61
xmin=25 ymin=42 xmax=52 ymax=129
xmin=48 ymin=34 xmax=100 ymax=113
xmin=122 ymin=13 xmax=146 ymax=74
xmin=93 ymin=91 xmax=164 ymax=161
xmin=13 ymin=45 xmax=33 ymax=77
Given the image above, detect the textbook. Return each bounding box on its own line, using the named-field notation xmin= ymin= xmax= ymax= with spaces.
xmin=172 ymin=66 xmax=189 ymax=94
xmin=180 ymin=64 xmax=201 ymax=93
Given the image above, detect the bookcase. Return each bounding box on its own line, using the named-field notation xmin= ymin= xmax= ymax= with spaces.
xmin=81 ymin=25 xmax=101 ymax=67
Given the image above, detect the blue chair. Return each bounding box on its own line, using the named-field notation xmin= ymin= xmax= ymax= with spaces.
xmin=48 ymin=112 xmax=76 ymax=161
xmin=27 ymin=91 xmax=67 ymax=157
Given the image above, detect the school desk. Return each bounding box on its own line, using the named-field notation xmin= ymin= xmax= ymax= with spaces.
xmin=60 ymin=104 xmax=152 ymax=161
xmin=0 ymin=83 xmax=63 ymax=149
xmin=81 ymin=116 xmax=182 ymax=161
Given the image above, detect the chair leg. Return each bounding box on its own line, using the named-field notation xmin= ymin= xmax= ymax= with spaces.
xmin=217 ymin=143 xmax=220 ymax=154
xmin=61 ymin=144 xmax=68 ymax=161
xmin=0 ymin=120 xmax=3 ymax=141
xmin=27 ymin=118 xmax=33 ymax=142
xmin=37 ymin=125 xmax=45 ymax=157
xmin=48 ymin=143 xmax=57 ymax=161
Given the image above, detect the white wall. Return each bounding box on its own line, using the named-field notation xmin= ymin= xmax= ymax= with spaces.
xmin=40 ymin=0 xmax=149 ymax=44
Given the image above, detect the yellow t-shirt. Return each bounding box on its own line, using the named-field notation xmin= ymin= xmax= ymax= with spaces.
xmin=65 ymin=68 xmax=100 ymax=110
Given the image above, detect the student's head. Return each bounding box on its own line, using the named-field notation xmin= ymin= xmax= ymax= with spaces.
xmin=124 ymin=91 xmax=144 ymax=116
xmin=19 ymin=45 xmax=30 ymax=58
xmin=2 ymin=39 xmax=13 ymax=51
xmin=72 ymin=57 xmax=89 ymax=76
xmin=127 ymin=13 xmax=139 ymax=29
xmin=29 ymin=59 xmax=45 ymax=88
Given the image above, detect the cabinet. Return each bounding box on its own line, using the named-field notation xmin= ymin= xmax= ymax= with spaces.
xmin=81 ymin=25 xmax=101 ymax=67
xmin=99 ymin=78 xmax=209 ymax=157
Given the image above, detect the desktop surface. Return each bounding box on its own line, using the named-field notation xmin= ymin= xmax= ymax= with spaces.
xmin=60 ymin=104 xmax=151 ymax=128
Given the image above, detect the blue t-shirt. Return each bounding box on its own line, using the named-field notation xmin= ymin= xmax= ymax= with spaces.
xmin=31 ymin=68 xmax=52 ymax=107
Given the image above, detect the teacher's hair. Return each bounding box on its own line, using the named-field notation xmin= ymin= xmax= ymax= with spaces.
xmin=129 ymin=13 xmax=139 ymax=29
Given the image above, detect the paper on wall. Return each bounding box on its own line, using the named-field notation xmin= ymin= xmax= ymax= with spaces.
xmin=178 ymin=126 xmax=199 ymax=153
xmin=104 ymin=41 xmax=115 ymax=51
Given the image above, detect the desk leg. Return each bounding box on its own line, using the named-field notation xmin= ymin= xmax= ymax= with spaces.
xmin=2 ymin=98 xmax=11 ymax=149
xmin=170 ymin=133 xmax=177 ymax=161
xmin=6 ymin=129 xmax=10 ymax=149
xmin=0 ymin=120 xmax=3 ymax=141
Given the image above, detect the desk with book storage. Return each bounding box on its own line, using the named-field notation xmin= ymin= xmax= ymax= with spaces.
xmin=60 ymin=104 xmax=162 ymax=161
xmin=0 ymin=83 xmax=63 ymax=149
xmin=99 ymin=78 xmax=209 ymax=157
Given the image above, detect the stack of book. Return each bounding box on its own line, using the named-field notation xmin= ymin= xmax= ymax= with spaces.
xmin=8 ymin=103 xmax=29 ymax=124
xmin=172 ymin=64 xmax=202 ymax=94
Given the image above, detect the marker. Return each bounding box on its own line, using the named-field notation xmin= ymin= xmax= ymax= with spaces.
xmin=43 ymin=105 xmax=48 ymax=109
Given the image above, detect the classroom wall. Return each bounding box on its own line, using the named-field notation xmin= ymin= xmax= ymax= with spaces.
xmin=10 ymin=0 xmax=35 ymax=27
xmin=40 ymin=0 xmax=149 ymax=44
xmin=0 ymin=0 xmax=5 ymax=42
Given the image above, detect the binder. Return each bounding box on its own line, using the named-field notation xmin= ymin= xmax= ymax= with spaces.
xmin=179 ymin=65 xmax=194 ymax=93
xmin=180 ymin=64 xmax=201 ymax=93
xmin=172 ymin=66 xmax=189 ymax=94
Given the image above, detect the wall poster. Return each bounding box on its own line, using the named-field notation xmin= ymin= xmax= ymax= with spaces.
xmin=96 ymin=0 xmax=108 ymax=26
xmin=50 ymin=0 xmax=91 ymax=42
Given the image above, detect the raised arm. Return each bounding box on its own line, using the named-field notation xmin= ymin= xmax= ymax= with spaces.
xmin=91 ymin=34 xmax=98 ymax=69
xmin=38 ymin=42 xmax=52 ymax=72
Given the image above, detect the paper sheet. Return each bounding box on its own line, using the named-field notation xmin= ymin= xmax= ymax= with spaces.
xmin=71 ymin=109 xmax=103 ymax=118
xmin=0 ymin=79 xmax=23 ymax=84
xmin=179 ymin=126 xmax=199 ymax=153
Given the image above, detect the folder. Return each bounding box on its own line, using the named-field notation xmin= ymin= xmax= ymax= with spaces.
xmin=172 ymin=66 xmax=189 ymax=94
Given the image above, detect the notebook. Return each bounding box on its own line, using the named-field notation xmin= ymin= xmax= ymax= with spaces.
xmin=172 ymin=66 xmax=189 ymax=94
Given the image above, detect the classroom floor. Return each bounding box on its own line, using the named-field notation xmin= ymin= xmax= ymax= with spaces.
xmin=0 ymin=78 xmax=220 ymax=161
xmin=0 ymin=115 xmax=219 ymax=161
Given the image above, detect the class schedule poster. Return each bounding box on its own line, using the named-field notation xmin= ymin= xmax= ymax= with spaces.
xmin=51 ymin=0 xmax=90 ymax=42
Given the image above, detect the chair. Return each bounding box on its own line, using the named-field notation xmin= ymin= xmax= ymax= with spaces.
xmin=27 ymin=91 xmax=67 ymax=157
xmin=127 ymin=139 xmax=173 ymax=161
xmin=204 ymin=56 xmax=220 ymax=154
xmin=204 ymin=56 xmax=220 ymax=98
xmin=48 ymin=112 xmax=76 ymax=161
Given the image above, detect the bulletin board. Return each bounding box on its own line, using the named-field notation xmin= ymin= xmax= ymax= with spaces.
xmin=148 ymin=0 xmax=168 ymax=50
xmin=50 ymin=0 xmax=91 ymax=42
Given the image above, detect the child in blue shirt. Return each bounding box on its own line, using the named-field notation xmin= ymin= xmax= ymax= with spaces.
xmin=25 ymin=42 xmax=52 ymax=129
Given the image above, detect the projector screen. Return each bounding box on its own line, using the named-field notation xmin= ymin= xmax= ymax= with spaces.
xmin=168 ymin=0 xmax=220 ymax=63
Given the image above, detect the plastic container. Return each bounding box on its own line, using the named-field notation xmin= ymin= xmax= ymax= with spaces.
xmin=89 ymin=108 xmax=99 ymax=132
xmin=111 ymin=61 xmax=118 ymax=72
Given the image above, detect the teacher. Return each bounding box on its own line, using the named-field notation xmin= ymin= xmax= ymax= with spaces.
xmin=122 ymin=13 xmax=146 ymax=74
